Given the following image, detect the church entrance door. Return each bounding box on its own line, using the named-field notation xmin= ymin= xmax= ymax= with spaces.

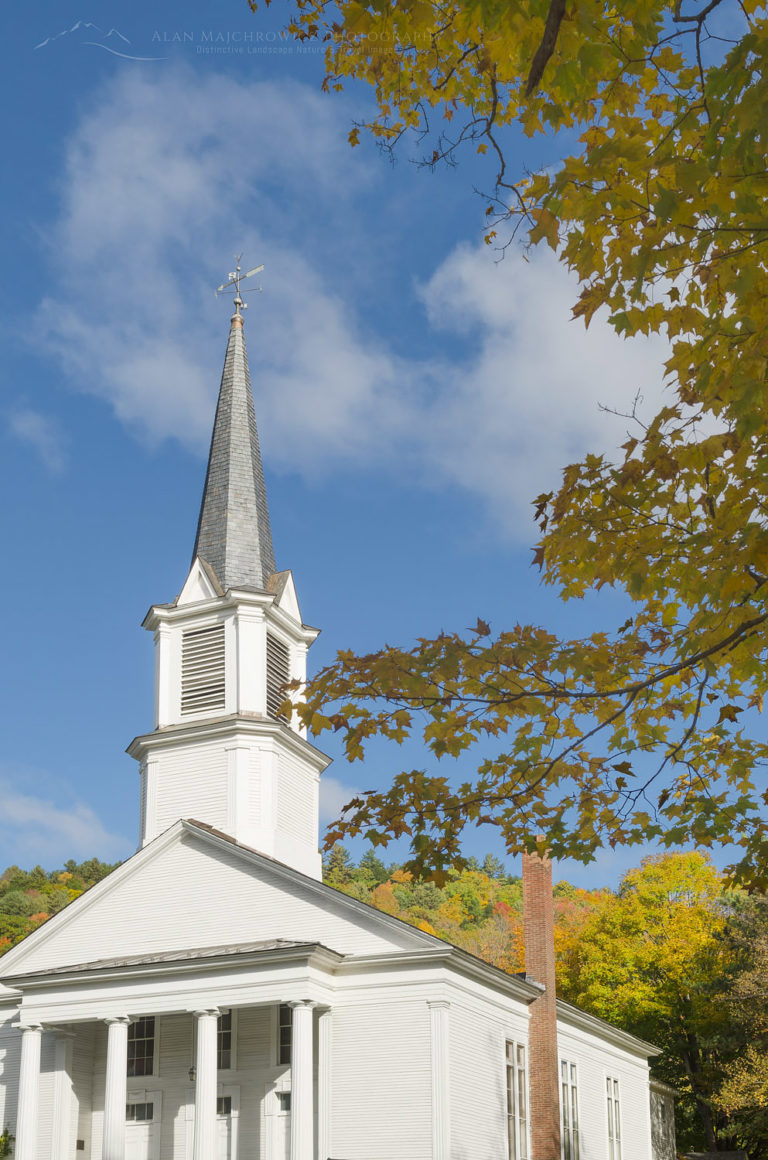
xmin=265 ymin=1085 xmax=291 ymax=1160
xmin=126 ymin=1092 xmax=161 ymax=1160
xmin=216 ymin=1085 xmax=239 ymax=1160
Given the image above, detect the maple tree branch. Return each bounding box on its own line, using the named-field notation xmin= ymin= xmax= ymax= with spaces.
xmin=525 ymin=0 xmax=567 ymax=96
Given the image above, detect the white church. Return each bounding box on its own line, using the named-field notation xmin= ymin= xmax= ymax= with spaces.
xmin=0 ymin=284 xmax=677 ymax=1160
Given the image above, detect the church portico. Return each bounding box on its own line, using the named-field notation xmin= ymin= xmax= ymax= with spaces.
xmin=7 ymin=991 xmax=329 ymax=1160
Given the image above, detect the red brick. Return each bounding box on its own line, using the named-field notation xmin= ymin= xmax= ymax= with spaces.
xmin=523 ymin=849 xmax=561 ymax=1160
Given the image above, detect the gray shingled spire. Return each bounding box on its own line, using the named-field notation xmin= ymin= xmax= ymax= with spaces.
xmin=193 ymin=312 xmax=276 ymax=590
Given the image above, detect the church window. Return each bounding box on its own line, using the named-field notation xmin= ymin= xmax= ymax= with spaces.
xmin=278 ymin=1003 xmax=292 ymax=1064
xmin=217 ymin=1096 xmax=233 ymax=1116
xmin=218 ymin=1009 xmax=233 ymax=1069
xmin=126 ymin=1102 xmax=154 ymax=1122
xmin=506 ymin=1041 xmax=528 ymax=1160
xmin=277 ymin=1092 xmax=291 ymax=1113
xmin=561 ymin=1060 xmax=580 ymax=1160
xmin=606 ymin=1077 xmax=622 ymax=1160
xmin=181 ymin=624 xmax=226 ymax=715
xmin=266 ymin=634 xmax=290 ymax=719
xmin=127 ymin=1017 xmax=155 ymax=1078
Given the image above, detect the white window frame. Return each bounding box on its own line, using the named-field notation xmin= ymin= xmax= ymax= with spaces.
xmin=217 ymin=1008 xmax=238 ymax=1072
xmin=125 ymin=1089 xmax=162 ymax=1125
xmin=560 ymin=1058 xmax=580 ymax=1160
xmin=606 ymin=1075 xmax=622 ymax=1160
xmin=506 ymin=1040 xmax=529 ymax=1160
xmin=127 ymin=1016 xmax=158 ymax=1080
xmin=275 ymin=1003 xmax=292 ymax=1067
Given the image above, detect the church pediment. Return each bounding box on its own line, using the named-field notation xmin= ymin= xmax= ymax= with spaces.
xmin=0 ymin=820 xmax=438 ymax=983
xmin=266 ymin=570 xmax=301 ymax=622
xmin=176 ymin=557 xmax=225 ymax=606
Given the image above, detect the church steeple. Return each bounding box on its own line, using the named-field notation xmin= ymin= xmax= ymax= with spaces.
xmin=128 ymin=271 xmax=328 ymax=879
xmin=192 ymin=310 xmax=275 ymax=591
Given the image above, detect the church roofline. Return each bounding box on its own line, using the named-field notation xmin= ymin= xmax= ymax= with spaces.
xmin=555 ymin=997 xmax=662 ymax=1059
xmin=3 ymin=939 xmax=343 ymax=989
xmin=141 ymin=585 xmax=319 ymax=642
xmin=126 ymin=716 xmax=331 ymax=770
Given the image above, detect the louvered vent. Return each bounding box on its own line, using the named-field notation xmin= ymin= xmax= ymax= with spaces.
xmin=181 ymin=624 xmax=226 ymax=715
xmin=266 ymin=633 xmax=290 ymax=720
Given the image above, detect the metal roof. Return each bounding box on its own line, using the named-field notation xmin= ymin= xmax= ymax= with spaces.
xmin=192 ymin=314 xmax=276 ymax=591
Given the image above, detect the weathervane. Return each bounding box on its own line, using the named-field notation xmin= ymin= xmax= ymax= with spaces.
xmin=215 ymin=255 xmax=265 ymax=316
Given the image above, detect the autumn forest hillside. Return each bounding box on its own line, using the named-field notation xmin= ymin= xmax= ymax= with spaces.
xmin=0 ymin=850 xmax=766 ymax=1154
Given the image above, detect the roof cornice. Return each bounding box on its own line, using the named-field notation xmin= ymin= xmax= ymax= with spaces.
xmin=126 ymin=715 xmax=331 ymax=770
xmin=4 ymin=942 xmax=343 ymax=990
xmin=142 ymin=589 xmax=318 ymax=644
xmin=555 ymin=998 xmax=661 ymax=1058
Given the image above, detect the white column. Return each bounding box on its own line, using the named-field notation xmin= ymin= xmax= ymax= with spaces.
xmin=428 ymin=1001 xmax=451 ymax=1160
xmin=192 ymin=1008 xmax=219 ymax=1160
xmin=289 ymin=1001 xmax=316 ymax=1160
xmin=15 ymin=1023 xmax=43 ymax=1160
xmin=103 ymin=1016 xmax=130 ymax=1160
xmin=317 ymin=1008 xmax=332 ymax=1160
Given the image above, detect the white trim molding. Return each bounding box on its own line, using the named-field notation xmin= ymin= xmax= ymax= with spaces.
xmin=428 ymin=1000 xmax=450 ymax=1160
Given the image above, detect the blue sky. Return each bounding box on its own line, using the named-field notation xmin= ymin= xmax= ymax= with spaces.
xmin=0 ymin=0 xmax=675 ymax=886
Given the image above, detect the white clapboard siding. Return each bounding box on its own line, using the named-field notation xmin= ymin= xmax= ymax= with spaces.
xmin=152 ymin=1012 xmax=192 ymax=1160
xmin=37 ymin=1032 xmax=56 ymax=1156
xmin=90 ymin=1024 xmax=107 ymax=1160
xmin=234 ymin=1005 xmax=275 ymax=1158
xmin=71 ymin=1023 xmax=97 ymax=1158
xmin=0 ymin=1023 xmax=20 ymax=1135
xmin=153 ymin=742 xmax=228 ymax=835
xmin=248 ymin=750 xmax=262 ymax=830
xmin=5 ymin=830 xmax=428 ymax=975
xmin=557 ymin=1023 xmax=652 ymax=1160
xmin=277 ymin=751 xmax=316 ymax=846
xmin=449 ymin=1000 xmax=511 ymax=1160
xmin=331 ymin=999 xmax=432 ymax=1160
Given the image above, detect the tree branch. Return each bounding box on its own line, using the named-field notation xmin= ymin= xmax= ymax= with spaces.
xmin=525 ymin=0 xmax=567 ymax=96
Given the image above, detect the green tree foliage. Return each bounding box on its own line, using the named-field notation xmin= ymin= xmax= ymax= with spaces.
xmin=322 ymin=845 xmax=767 ymax=1151
xmin=0 ymin=1128 xmax=13 ymax=1159
xmin=715 ymin=894 xmax=768 ymax=1153
xmin=0 ymin=858 xmax=119 ymax=953
xmin=557 ymin=852 xmax=751 ymax=1152
xmin=262 ymin=0 xmax=768 ymax=883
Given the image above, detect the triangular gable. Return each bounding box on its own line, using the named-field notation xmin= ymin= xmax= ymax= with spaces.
xmin=0 ymin=821 xmax=438 ymax=979
xmin=177 ymin=557 xmax=224 ymax=606
xmin=266 ymin=570 xmax=301 ymax=623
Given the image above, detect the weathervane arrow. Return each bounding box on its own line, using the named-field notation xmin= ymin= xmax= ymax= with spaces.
xmin=215 ymin=255 xmax=265 ymax=315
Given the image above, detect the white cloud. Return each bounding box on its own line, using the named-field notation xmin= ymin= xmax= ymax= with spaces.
xmin=38 ymin=67 xmax=670 ymax=538
xmin=8 ymin=408 xmax=67 ymax=472
xmin=318 ymin=774 xmax=361 ymax=823
xmin=416 ymin=246 xmax=669 ymax=526
xmin=0 ymin=777 xmax=130 ymax=866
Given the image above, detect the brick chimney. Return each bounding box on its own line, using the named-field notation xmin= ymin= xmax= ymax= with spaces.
xmin=522 ymin=847 xmax=561 ymax=1160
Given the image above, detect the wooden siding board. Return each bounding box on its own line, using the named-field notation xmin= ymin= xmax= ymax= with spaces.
xmin=0 ymin=1025 xmax=20 ymax=1136
xmin=276 ymin=752 xmax=315 ymax=846
xmin=154 ymin=743 xmax=228 ymax=835
xmin=72 ymin=1024 xmax=96 ymax=1159
xmin=449 ymin=1002 xmax=509 ymax=1160
xmin=331 ymin=1000 xmax=432 ymax=1160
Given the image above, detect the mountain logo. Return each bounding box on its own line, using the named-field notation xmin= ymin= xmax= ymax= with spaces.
xmin=34 ymin=19 xmax=165 ymax=60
